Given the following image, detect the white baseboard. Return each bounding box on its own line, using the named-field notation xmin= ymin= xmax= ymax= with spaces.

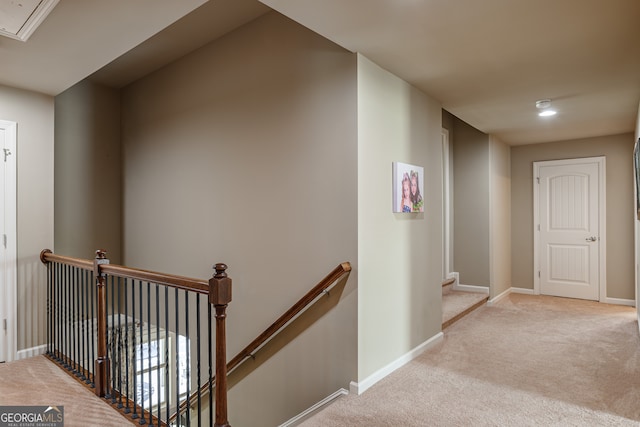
xmin=350 ymin=332 xmax=444 ymax=396
xmin=279 ymin=388 xmax=349 ymax=427
xmin=488 ymin=287 xmax=534 ymax=306
xmin=603 ymin=297 xmax=636 ymax=307
xmin=17 ymin=344 xmax=47 ymax=360
xmin=448 ymin=272 xmax=459 ymax=285
xmin=510 ymin=287 xmax=535 ymax=295
xmin=453 ymin=283 xmax=489 ymax=294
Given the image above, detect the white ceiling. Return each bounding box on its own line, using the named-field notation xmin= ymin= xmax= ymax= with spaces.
xmin=2 ymin=0 xmax=639 ymax=145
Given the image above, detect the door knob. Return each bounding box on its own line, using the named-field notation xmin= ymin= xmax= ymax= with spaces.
xmin=585 ymin=236 xmax=597 ymax=242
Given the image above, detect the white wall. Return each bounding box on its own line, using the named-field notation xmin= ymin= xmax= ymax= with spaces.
xmin=0 ymin=85 xmax=54 ymax=353
xmin=489 ymin=136 xmax=511 ymax=297
xmin=121 ymin=12 xmax=358 ymax=426
xmin=357 ymin=55 xmax=443 ymax=381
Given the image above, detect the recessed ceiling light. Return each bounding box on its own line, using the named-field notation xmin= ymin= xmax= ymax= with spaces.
xmin=535 ymin=99 xmax=556 ymax=117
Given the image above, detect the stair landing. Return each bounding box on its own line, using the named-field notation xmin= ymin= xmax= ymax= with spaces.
xmin=442 ymin=282 xmax=488 ymax=329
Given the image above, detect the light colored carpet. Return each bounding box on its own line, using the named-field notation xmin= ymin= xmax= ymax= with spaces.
xmin=0 ymin=355 xmax=132 ymax=426
xmin=300 ymin=294 xmax=640 ymax=426
xmin=442 ymin=288 xmax=488 ymax=326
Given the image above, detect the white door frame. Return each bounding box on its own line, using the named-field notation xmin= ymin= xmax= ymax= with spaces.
xmin=0 ymin=120 xmax=17 ymax=362
xmin=533 ymin=156 xmax=606 ymax=302
xmin=442 ymin=128 xmax=452 ymax=280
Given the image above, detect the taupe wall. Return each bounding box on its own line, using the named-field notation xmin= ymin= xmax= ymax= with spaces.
xmin=121 ymin=12 xmax=357 ymax=426
xmin=357 ymin=55 xmax=443 ymax=381
xmin=452 ymin=118 xmax=490 ymax=286
xmin=512 ymin=133 xmax=635 ymax=300
xmin=55 ymin=81 xmax=122 ymax=263
xmin=635 ymin=102 xmax=640 ymax=319
xmin=0 ymin=85 xmax=54 ymax=351
xmin=489 ymin=136 xmax=511 ymax=298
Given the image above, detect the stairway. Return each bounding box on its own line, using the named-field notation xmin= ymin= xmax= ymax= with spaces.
xmin=442 ymin=278 xmax=489 ymax=329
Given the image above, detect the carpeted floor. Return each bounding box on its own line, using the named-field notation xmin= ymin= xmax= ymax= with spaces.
xmin=0 ymin=355 xmax=132 ymax=426
xmin=300 ymin=294 xmax=640 ymax=426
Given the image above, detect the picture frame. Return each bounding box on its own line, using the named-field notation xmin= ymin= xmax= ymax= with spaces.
xmin=392 ymin=162 xmax=424 ymax=213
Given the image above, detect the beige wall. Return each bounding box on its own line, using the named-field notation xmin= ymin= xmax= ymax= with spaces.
xmin=489 ymin=136 xmax=511 ymax=298
xmin=512 ymin=133 xmax=635 ymax=300
xmin=121 ymin=12 xmax=357 ymax=426
xmin=0 ymin=85 xmax=54 ymax=351
xmin=635 ymin=102 xmax=640 ymax=319
xmin=357 ymin=55 xmax=443 ymax=380
xmin=55 ymin=80 xmax=122 ymax=263
xmin=452 ymin=118 xmax=490 ymax=286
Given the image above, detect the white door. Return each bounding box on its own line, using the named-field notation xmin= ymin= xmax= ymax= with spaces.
xmin=0 ymin=120 xmax=17 ymax=362
xmin=534 ymin=157 xmax=605 ymax=301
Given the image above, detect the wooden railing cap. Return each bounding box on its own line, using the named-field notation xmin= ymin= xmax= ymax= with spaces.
xmin=40 ymin=249 xmax=52 ymax=264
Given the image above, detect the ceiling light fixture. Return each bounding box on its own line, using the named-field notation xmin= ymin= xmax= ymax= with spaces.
xmin=535 ymin=99 xmax=557 ymax=117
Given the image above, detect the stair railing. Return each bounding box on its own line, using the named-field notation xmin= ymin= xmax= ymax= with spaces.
xmin=40 ymin=249 xmax=232 ymax=427
xmin=171 ymin=262 xmax=352 ymax=422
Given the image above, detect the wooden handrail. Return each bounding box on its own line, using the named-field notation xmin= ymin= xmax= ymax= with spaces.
xmin=227 ymin=262 xmax=351 ymax=373
xmin=40 ymin=249 xmax=209 ymax=294
xmin=172 ymin=261 xmax=352 ymax=420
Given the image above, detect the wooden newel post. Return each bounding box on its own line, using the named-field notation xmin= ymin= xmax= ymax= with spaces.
xmin=94 ymin=249 xmax=110 ymax=397
xmin=210 ymin=263 xmax=232 ymax=427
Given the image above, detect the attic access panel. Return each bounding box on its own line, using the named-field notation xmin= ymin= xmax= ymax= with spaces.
xmin=0 ymin=0 xmax=58 ymax=41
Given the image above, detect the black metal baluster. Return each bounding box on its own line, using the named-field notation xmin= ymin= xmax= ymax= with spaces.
xmin=80 ymin=267 xmax=86 ymax=381
xmin=74 ymin=266 xmax=79 ymax=375
xmin=124 ymin=278 xmax=131 ymax=414
xmin=164 ymin=285 xmax=169 ymax=427
xmin=132 ymin=280 xmax=138 ymax=420
xmin=185 ymin=290 xmax=190 ymax=427
xmin=64 ymin=264 xmax=68 ymax=368
xmin=118 ymin=277 xmax=124 ymax=409
xmin=196 ymin=294 xmax=201 ymax=427
xmin=109 ymin=275 xmax=116 ymax=401
xmin=84 ymin=270 xmax=91 ymax=384
xmin=143 ymin=280 xmax=150 ymax=425
xmin=155 ymin=283 xmax=160 ymax=426
xmin=175 ymin=287 xmax=180 ymax=426
xmin=208 ymin=300 xmax=212 ymax=427
xmin=46 ymin=262 xmax=50 ymax=356
xmin=90 ymin=270 xmax=96 ymax=387
xmin=51 ymin=262 xmax=55 ymax=360
xmin=136 ymin=280 xmax=149 ymax=424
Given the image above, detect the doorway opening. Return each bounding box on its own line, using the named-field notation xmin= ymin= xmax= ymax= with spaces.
xmin=0 ymin=119 xmax=17 ymax=362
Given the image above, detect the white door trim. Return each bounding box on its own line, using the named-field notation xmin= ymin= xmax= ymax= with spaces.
xmin=442 ymin=128 xmax=452 ymax=280
xmin=533 ymin=156 xmax=606 ymax=301
xmin=0 ymin=119 xmax=17 ymax=362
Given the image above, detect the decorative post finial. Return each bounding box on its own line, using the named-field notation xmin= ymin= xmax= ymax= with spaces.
xmin=214 ymin=263 xmax=228 ymax=279
xmin=95 ymin=249 xmax=107 ymax=260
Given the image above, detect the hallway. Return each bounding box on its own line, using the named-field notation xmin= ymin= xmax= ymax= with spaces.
xmin=300 ymin=294 xmax=640 ymax=426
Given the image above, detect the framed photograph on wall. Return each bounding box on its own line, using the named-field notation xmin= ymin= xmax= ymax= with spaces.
xmin=392 ymin=162 xmax=424 ymax=213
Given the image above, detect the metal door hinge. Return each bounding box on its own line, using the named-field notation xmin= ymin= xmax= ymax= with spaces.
xmin=2 ymin=234 xmax=6 ymax=249
xmin=3 ymin=319 xmax=6 ymax=331
xmin=3 ymin=148 xmax=11 ymax=162
xmin=536 ymin=176 xmax=540 ymax=184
